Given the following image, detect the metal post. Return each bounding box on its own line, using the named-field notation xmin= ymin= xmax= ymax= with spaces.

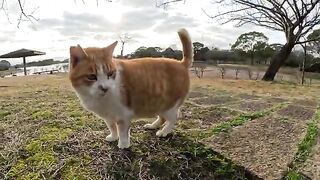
xmin=299 ymin=36 xmax=308 ymax=85
xmin=23 ymin=57 xmax=27 ymax=76
xmin=301 ymin=42 xmax=307 ymax=85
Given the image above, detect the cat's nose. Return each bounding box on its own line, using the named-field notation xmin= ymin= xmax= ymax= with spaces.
xmin=98 ymin=85 xmax=108 ymax=93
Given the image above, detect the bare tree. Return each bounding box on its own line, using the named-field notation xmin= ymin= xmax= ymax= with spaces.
xmin=193 ymin=64 xmax=207 ymax=78
xmin=204 ymin=0 xmax=320 ymax=81
xmin=234 ymin=68 xmax=240 ymax=79
xmin=1 ymin=0 xmax=112 ymax=27
xmin=119 ymin=33 xmax=133 ymax=58
xmin=246 ymin=69 xmax=253 ymax=80
xmin=218 ymin=66 xmax=226 ymax=79
xmin=254 ymin=71 xmax=260 ymax=80
xmin=1 ymin=0 xmax=39 ymax=27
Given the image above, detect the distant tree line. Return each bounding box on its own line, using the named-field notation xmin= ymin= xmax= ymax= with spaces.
xmin=121 ymin=46 xmax=183 ymax=60
xmin=14 ymin=59 xmax=69 ymax=68
xmin=123 ymin=43 xmax=243 ymax=63
xmin=124 ymin=31 xmax=320 ymax=69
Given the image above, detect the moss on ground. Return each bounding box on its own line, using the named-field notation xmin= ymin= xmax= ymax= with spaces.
xmin=31 ymin=110 xmax=54 ymax=120
xmin=0 ymin=110 xmax=10 ymax=118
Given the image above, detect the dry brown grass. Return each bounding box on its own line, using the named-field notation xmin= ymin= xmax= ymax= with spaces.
xmin=1 ymin=73 xmax=319 ymax=179
xmin=191 ymin=77 xmax=320 ymax=100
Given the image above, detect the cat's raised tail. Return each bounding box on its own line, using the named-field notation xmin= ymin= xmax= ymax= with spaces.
xmin=178 ymin=28 xmax=193 ymax=68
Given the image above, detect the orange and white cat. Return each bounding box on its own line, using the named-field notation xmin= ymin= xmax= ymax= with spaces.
xmin=69 ymin=28 xmax=193 ymax=149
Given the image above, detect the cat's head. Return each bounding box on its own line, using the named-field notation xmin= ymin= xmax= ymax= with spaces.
xmin=69 ymin=41 xmax=118 ymax=97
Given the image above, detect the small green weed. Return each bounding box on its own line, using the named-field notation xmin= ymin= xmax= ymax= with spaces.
xmin=0 ymin=110 xmax=10 ymax=118
xmin=211 ymin=112 xmax=265 ymax=134
xmin=284 ymin=108 xmax=320 ymax=178
xmin=210 ymin=103 xmax=287 ymax=135
xmin=31 ymin=110 xmax=54 ymax=120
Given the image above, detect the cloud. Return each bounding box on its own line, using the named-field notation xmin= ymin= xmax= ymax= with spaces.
xmin=31 ymin=12 xmax=114 ymax=37
xmin=153 ymin=14 xmax=199 ymax=33
xmin=32 ymin=9 xmax=165 ymax=37
xmin=116 ymin=8 xmax=167 ymax=31
xmin=120 ymin=0 xmax=155 ymax=8
xmin=0 ymin=31 xmax=16 ymax=43
xmin=0 ymin=0 xmax=286 ymax=61
xmin=205 ymin=24 xmax=286 ymax=47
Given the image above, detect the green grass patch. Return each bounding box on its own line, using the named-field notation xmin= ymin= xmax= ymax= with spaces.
xmin=7 ymin=160 xmax=27 ymax=178
xmin=61 ymin=156 xmax=98 ymax=179
xmin=284 ymin=171 xmax=304 ymax=180
xmin=211 ymin=112 xmax=265 ymax=134
xmin=284 ymin=108 xmax=320 ymax=179
xmin=31 ymin=110 xmax=54 ymax=120
xmin=181 ymin=103 xmax=287 ymax=140
xmin=69 ymin=109 xmax=84 ymax=118
xmin=210 ymin=103 xmax=287 ymax=135
xmin=27 ymin=151 xmax=56 ymax=169
xmin=39 ymin=126 xmax=72 ymax=142
xmin=7 ymin=126 xmax=73 ymax=178
xmin=294 ymin=123 xmax=318 ymax=165
xmin=0 ymin=110 xmax=10 ymax=118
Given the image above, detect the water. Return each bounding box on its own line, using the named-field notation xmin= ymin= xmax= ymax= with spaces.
xmin=5 ymin=63 xmax=69 ymax=77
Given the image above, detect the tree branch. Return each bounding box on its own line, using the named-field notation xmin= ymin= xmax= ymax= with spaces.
xmin=207 ymin=0 xmax=320 ymax=44
xmin=1 ymin=0 xmax=112 ymax=27
xmin=296 ymin=36 xmax=320 ymax=44
xmin=16 ymin=0 xmax=40 ymax=27
xmin=156 ymin=0 xmax=185 ymax=9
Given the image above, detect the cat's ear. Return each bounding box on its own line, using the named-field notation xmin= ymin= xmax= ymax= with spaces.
xmin=103 ymin=41 xmax=118 ymax=59
xmin=69 ymin=44 xmax=88 ymax=68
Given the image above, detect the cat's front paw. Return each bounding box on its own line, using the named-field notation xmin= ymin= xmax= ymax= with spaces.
xmin=106 ymin=134 xmax=118 ymax=142
xmin=118 ymin=140 xmax=130 ymax=149
xmin=144 ymin=123 xmax=157 ymax=130
xmin=156 ymin=130 xmax=169 ymax=137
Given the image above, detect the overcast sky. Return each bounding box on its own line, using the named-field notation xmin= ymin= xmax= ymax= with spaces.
xmin=0 ymin=0 xmax=286 ymax=65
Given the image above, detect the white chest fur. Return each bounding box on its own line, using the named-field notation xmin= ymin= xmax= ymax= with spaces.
xmin=76 ymin=89 xmax=134 ymax=121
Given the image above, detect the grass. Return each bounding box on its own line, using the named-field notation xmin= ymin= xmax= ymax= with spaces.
xmin=0 ymin=74 xmax=256 ymax=179
xmin=284 ymin=108 xmax=320 ymax=179
xmin=0 ymin=110 xmax=10 ymax=118
xmin=210 ymin=103 xmax=287 ymax=135
xmin=1 ymin=74 xmax=319 ymax=179
xmin=211 ymin=112 xmax=265 ymax=134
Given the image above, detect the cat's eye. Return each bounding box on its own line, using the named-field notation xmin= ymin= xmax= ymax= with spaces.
xmin=87 ymin=74 xmax=97 ymax=81
xmin=107 ymin=71 xmax=115 ymax=79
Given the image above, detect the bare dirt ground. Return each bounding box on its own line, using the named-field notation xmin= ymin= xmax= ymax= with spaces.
xmin=0 ymin=73 xmax=319 ymax=179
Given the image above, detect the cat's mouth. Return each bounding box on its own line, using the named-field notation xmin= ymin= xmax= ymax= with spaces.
xmin=99 ymin=93 xmax=106 ymax=97
xmin=99 ymin=91 xmax=109 ymax=97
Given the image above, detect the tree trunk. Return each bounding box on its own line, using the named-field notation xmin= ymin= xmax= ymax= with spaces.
xmin=301 ymin=43 xmax=307 ymax=85
xmin=262 ymin=42 xmax=295 ymax=81
xmin=250 ymin=52 xmax=254 ymax=65
xmin=250 ymin=56 xmax=254 ymax=65
xmin=120 ymin=42 xmax=125 ymax=57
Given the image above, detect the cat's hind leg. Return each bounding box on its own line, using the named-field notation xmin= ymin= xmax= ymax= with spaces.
xmin=144 ymin=116 xmax=166 ymax=129
xmin=156 ymin=106 xmax=179 ymax=137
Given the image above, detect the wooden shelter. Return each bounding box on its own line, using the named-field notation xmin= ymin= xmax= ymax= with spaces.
xmin=0 ymin=49 xmax=46 ymax=75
